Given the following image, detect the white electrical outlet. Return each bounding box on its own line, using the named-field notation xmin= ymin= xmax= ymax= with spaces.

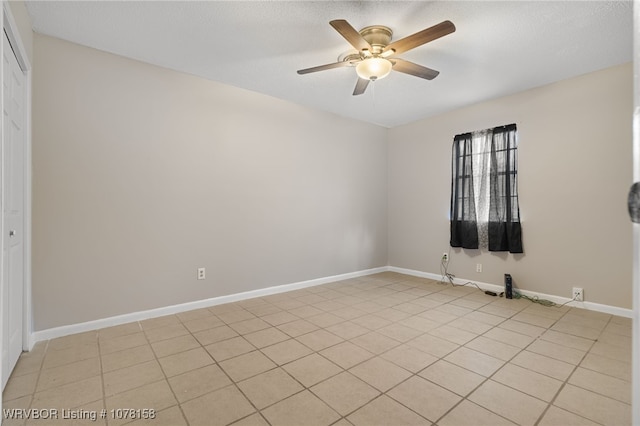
xmin=476 ymin=263 xmax=482 ymax=273
xmin=197 ymin=267 xmax=206 ymax=280
xmin=442 ymin=253 xmax=449 ymax=263
xmin=572 ymin=287 xmax=583 ymax=302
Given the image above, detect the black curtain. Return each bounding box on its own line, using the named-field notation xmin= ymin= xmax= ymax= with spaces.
xmin=450 ymin=133 xmax=479 ymax=249
xmin=489 ymin=124 xmax=523 ymax=253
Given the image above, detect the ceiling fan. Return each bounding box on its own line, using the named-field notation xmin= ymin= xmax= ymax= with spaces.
xmin=297 ymin=19 xmax=456 ymax=95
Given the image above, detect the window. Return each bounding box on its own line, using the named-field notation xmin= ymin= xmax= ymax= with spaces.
xmin=450 ymin=124 xmax=522 ymax=253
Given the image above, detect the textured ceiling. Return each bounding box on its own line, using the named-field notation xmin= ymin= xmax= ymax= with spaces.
xmin=26 ymin=1 xmax=633 ymax=128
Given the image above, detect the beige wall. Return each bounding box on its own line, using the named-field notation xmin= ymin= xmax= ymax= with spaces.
xmin=388 ymin=62 xmax=633 ymax=309
xmin=32 ymin=35 xmax=388 ymax=330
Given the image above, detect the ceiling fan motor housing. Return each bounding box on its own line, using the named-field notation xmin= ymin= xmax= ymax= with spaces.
xmin=359 ymin=26 xmax=393 ymax=55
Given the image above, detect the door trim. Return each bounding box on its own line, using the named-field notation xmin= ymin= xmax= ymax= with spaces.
xmin=2 ymin=2 xmax=32 ymax=356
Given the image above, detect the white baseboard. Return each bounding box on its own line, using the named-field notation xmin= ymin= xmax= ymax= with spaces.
xmin=31 ymin=266 xmax=388 ymax=343
xmin=388 ymin=266 xmax=633 ymax=318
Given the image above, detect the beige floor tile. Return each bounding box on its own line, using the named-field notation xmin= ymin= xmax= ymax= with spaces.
xmin=469 ymin=380 xmax=548 ymax=426
xmin=497 ymin=318 xmax=545 ymax=338
xmin=97 ymin=322 xmax=142 ymax=340
xmin=139 ymin=315 xmax=181 ymax=331
xmin=478 ymin=303 xmax=520 ymax=318
xmin=182 ymin=315 xmax=224 ymax=333
xmin=168 ymin=364 xmax=232 ymax=403
xmin=181 ymin=385 xmax=255 ymax=426
xmin=438 ymin=400 xmax=517 ymax=426
xmin=306 ymin=312 xmax=344 ymax=328
xmin=348 ymin=357 xmax=411 ymax=392
xmin=229 ymin=317 xmax=271 ymax=335
xmin=260 ymin=339 xmax=312 ymax=365
xmin=483 ymin=327 xmax=534 ymax=348
xmin=330 ymin=306 xmax=368 ymax=321
xmin=568 ymin=367 xmax=631 ymax=404
xmin=31 ymin=376 xmax=103 ymax=410
xmin=351 ymin=331 xmax=400 ymax=354
xmin=99 ymin=332 xmax=148 ymax=355
xmin=554 ymin=384 xmax=631 ymax=425
xmin=589 ymin=340 xmax=631 ymax=363
xmin=246 ymin=303 xmax=283 ymax=317
xmin=511 ymin=311 xmax=556 ymax=328
xmin=208 ymin=303 xmax=245 ymax=315
xmin=37 ymin=357 xmax=101 ymax=392
xmin=540 ymin=330 xmax=595 ymax=351
xmin=462 ymin=310 xmax=505 ymax=326
xmin=448 ymin=317 xmax=494 ymax=335
xmin=101 ymin=344 xmax=155 ymax=373
xmin=27 ymin=399 xmax=106 ymax=426
xmin=205 ymin=336 xmax=255 ymax=362
xmin=387 ymin=375 xmax=461 ymax=422
xmin=310 ymin=372 xmax=380 ymax=416
xmin=106 ymin=380 xmax=177 ymax=426
xmin=374 ymin=308 xmax=412 ymax=322
xmin=320 ymin=341 xmax=374 ymax=369
xmin=103 ymin=360 xmax=164 ymax=396
xmin=126 ymin=405 xmax=187 ymax=426
xmin=9 ymin=354 xmax=44 ymax=378
xmin=296 ymin=329 xmax=343 ymax=351
xmin=237 ymin=368 xmax=304 ymax=409
xmin=244 ymin=327 xmax=290 ymax=349
xmin=176 ymin=307 xmax=214 ymax=322
xmin=580 ymin=352 xmax=631 ymax=381
xmin=380 ymin=344 xmax=438 ymax=373
xmin=143 ymin=323 xmax=189 ymax=343
xmin=347 ymin=395 xmax=429 ymax=426
xmin=2 ymin=372 xmax=38 ymax=401
xmin=283 ymin=353 xmax=342 ymax=387
xmin=444 ymin=347 xmax=504 ymax=377
xmin=418 ymin=309 xmax=458 ymax=324
xmin=47 ymin=332 xmax=97 ymax=351
xmin=260 ymin=311 xmax=299 ymax=326
xmin=350 ymin=314 xmax=392 ymax=330
xmin=325 ymin=321 xmax=369 ymax=340
xmin=464 ymin=336 xmax=521 ymax=361
xmin=419 ymin=360 xmax=484 ymax=396
xmin=289 ymin=305 xmax=324 ymax=318
xmin=377 ymin=323 xmax=424 ymax=342
xmin=537 ymin=406 xmax=600 ymax=426
xmin=216 ymin=309 xmax=257 ymax=324
xmin=42 ymin=342 xmax=99 ymax=370
xmin=261 ymin=390 xmax=340 ymax=426
xmin=193 ymin=324 xmax=239 ymax=346
xmin=550 ymin=321 xmax=601 ymax=340
xmin=527 ymin=339 xmax=586 ymax=365
xmin=150 ymin=334 xmax=200 ymax=358
xmin=276 ymin=319 xmax=319 ymax=337
xmin=158 ymin=347 xmax=214 ymax=377
xmin=598 ymin=331 xmax=632 ymax=349
xmin=231 ymin=413 xmax=271 ymax=426
xmin=219 ymin=350 xmax=277 ymax=382
xmin=406 ymin=334 xmax=459 ymax=358
xmin=428 ymin=325 xmax=476 ymax=345
xmin=4 ymin=395 xmax=31 ymax=426
xmin=492 ymin=363 xmax=562 ymax=402
xmin=398 ymin=315 xmax=441 ymax=333
xmin=510 ymin=350 xmax=574 ymax=381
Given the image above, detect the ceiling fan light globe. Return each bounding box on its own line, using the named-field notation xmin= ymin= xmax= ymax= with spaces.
xmin=356 ymin=57 xmax=392 ymax=81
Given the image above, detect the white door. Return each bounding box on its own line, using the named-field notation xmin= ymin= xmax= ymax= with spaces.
xmin=1 ymin=31 xmax=26 ymax=390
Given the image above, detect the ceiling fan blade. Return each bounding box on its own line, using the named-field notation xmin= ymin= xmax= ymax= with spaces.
xmin=383 ymin=20 xmax=455 ymax=56
xmin=297 ymin=60 xmax=353 ymax=75
xmin=353 ymin=77 xmax=370 ymax=96
xmin=330 ymin=19 xmax=373 ymax=52
xmin=392 ymin=58 xmax=440 ymax=80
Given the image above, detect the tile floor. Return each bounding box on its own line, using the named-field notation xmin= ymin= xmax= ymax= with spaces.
xmin=2 ymin=272 xmax=632 ymax=426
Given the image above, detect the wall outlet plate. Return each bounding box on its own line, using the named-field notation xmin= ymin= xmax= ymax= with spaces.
xmin=572 ymin=287 xmax=583 ymax=302
xmin=442 ymin=252 xmax=449 ymax=263
xmin=197 ymin=267 xmax=206 ymax=280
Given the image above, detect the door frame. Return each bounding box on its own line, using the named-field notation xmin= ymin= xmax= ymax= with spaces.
xmin=0 ymin=0 xmax=32 ymax=401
